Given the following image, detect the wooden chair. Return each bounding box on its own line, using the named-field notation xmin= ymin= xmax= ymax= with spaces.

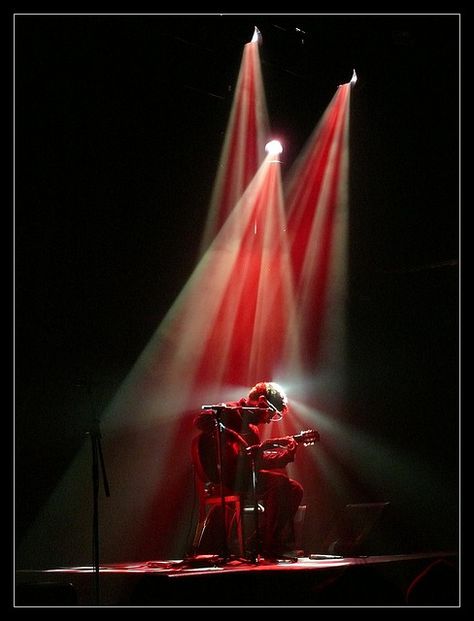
xmin=191 ymin=435 xmax=244 ymax=556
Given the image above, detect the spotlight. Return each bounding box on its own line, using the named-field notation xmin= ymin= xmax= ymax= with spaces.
xmin=265 ymin=140 xmax=283 ymax=155
xmin=350 ymin=69 xmax=358 ymax=86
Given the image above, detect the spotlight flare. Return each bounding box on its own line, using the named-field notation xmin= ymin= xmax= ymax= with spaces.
xmin=265 ymin=140 xmax=283 ymax=155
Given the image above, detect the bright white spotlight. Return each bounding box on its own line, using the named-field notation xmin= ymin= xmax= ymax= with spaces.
xmin=265 ymin=140 xmax=283 ymax=155
xmin=350 ymin=68 xmax=358 ymax=86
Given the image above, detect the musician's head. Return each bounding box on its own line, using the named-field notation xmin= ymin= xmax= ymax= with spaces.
xmin=247 ymin=381 xmax=288 ymax=422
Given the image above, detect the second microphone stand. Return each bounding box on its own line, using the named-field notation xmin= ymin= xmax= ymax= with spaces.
xmin=87 ymin=418 xmax=110 ymax=605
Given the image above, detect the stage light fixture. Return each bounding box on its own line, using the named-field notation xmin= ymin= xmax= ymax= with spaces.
xmin=265 ymin=140 xmax=283 ymax=155
xmin=251 ymin=26 xmax=263 ymax=45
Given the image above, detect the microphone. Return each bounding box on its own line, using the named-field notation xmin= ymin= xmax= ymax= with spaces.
xmin=260 ymin=397 xmax=279 ymax=413
xmin=258 ymin=396 xmax=283 ymax=421
xmin=201 ymin=403 xmax=271 ymax=411
xmin=201 ymin=403 xmax=231 ymax=410
xmin=201 ymin=400 xmax=280 ymax=414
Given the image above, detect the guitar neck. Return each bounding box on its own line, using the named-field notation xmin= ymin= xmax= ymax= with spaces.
xmin=263 ymin=429 xmax=319 ymax=448
xmin=264 ymin=434 xmax=302 ymax=448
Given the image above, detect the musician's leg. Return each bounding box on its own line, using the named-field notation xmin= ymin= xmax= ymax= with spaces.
xmin=282 ymin=478 xmax=304 ymax=551
xmin=257 ymin=470 xmax=303 ymax=558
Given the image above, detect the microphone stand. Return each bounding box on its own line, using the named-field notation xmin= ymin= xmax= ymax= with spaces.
xmin=212 ymin=409 xmax=231 ymax=562
xmin=245 ymin=401 xmax=281 ymax=564
xmin=87 ymin=418 xmax=110 ymax=606
xmin=248 ymin=448 xmax=261 ymax=564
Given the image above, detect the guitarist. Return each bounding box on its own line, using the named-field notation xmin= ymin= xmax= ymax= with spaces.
xmin=193 ymin=381 xmax=304 ymax=560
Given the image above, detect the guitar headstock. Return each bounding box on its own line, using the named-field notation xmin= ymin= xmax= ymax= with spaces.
xmin=294 ymin=428 xmax=320 ymax=446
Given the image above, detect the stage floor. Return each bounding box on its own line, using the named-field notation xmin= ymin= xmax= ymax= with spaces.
xmin=15 ymin=551 xmax=459 ymax=607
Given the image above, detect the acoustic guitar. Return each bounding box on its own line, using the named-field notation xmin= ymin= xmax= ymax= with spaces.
xmin=196 ymin=428 xmax=319 ymax=490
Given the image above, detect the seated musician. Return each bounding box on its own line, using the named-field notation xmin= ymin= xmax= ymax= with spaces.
xmin=193 ymin=381 xmax=304 ymax=560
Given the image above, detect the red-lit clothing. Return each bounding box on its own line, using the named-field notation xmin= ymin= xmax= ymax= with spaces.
xmin=193 ymin=401 xmax=303 ymax=558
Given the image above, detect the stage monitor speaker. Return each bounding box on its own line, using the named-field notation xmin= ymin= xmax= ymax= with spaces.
xmin=321 ymin=501 xmax=390 ymax=556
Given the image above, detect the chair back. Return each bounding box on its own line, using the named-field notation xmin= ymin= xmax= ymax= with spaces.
xmin=191 ymin=434 xmax=210 ymax=485
xmin=191 ymin=434 xmax=234 ymax=503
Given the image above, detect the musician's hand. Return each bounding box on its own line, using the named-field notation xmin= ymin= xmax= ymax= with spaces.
xmin=286 ymin=437 xmax=297 ymax=455
xmin=260 ymin=436 xmax=297 ymax=451
xmin=245 ymin=444 xmax=260 ymax=458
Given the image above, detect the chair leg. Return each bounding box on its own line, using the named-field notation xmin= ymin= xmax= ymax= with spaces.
xmin=192 ymin=507 xmax=219 ymax=554
xmin=193 ymin=500 xmax=244 ymax=557
xmin=226 ymin=499 xmax=243 ymax=556
xmin=191 ymin=517 xmax=208 ymax=553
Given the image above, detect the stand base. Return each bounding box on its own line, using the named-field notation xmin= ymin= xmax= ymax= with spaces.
xmin=176 ymin=553 xmax=300 ymax=570
xmin=178 ymin=553 xmax=252 ymax=569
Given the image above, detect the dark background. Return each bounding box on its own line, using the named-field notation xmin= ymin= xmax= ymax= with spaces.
xmin=15 ymin=13 xmax=459 ymax=555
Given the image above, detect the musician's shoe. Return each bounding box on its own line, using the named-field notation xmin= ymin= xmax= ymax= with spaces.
xmin=277 ymin=554 xmax=299 ymax=563
xmin=284 ymin=549 xmax=305 ymax=558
